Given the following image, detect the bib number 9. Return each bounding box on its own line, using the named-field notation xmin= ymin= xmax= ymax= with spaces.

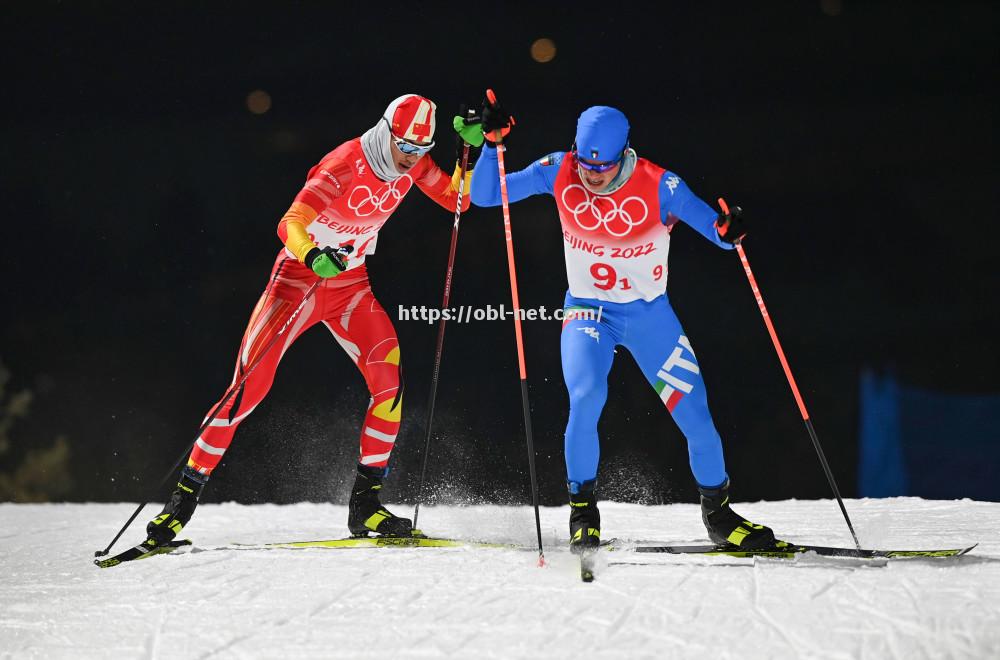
xmin=590 ymin=263 xmax=616 ymax=290
xmin=590 ymin=263 xmax=632 ymax=291
xmin=590 ymin=262 xmax=665 ymax=292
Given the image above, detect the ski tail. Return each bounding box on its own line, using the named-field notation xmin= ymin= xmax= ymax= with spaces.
xmin=621 ymin=540 xmax=976 ymax=559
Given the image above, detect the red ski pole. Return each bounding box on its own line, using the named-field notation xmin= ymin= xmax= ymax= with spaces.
xmin=413 ymin=125 xmax=473 ymax=529
xmin=719 ymin=197 xmax=861 ymax=552
xmin=488 ymin=88 xmax=545 ymax=566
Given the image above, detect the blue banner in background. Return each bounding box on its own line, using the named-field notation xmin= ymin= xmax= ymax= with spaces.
xmin=859 ymin=370 xmax=1000 ymax=501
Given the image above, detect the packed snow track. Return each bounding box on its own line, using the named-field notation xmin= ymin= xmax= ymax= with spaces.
xmin=1 ymin=498 xmax=998 ymax=659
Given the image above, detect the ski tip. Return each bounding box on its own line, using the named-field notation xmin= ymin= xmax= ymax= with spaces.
xmin=537 ymin=554 xmax=547 ymax=568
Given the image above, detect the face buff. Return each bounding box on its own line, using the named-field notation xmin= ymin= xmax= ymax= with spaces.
xmin=360 ymin=94 xmax=437 ymax=182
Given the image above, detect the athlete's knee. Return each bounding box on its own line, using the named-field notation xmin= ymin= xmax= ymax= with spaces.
xmin=680 ymin=415 xmax=725 ymax=457
xmin=567 ymin=375 xmax=607 ymax=408
xmin=367 ymin=390 xmax=402 ymax=429
xmin=368 ymin=365 xmax=403 ymax=425
xmin=671 ymin=398 xmax=716 ymax=435
xmin=367 ymin=360 xmax=402 ymax=409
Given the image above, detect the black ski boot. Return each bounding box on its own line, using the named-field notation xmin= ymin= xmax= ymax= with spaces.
xmin=145 ymin=467 xmax=207 ymax=546
xmin=347 ymin=465 xmax=413 ymax=537
xmin=699 ymin=478 xmax=775 ymax=549
xmin=568 ymin=480 xmax=600 ymax=554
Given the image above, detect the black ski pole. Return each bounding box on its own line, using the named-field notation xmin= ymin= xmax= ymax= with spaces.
xmin=95 ymin=280 xmax=321 ymax=557
xmin=413 ymin=128 xmax=473 ymax=529
xmin=487 ymin=88 xmax=545 ymax=566
xmin=719 ymin=197 xmax=862 ymax=552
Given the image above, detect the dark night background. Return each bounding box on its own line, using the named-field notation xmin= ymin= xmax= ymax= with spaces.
xmin=2 ymin=2 xmax=997 ymax=509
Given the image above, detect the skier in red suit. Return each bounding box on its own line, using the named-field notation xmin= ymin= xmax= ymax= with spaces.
xmin=145 ymin=94 xmax=471 ymax=546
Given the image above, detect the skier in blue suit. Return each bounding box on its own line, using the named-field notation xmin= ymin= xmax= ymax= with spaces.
xmin=456 ymin=98 xmax=777 ymax=551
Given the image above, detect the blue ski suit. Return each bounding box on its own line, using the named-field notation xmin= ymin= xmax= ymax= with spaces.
xmin=471 ymin=143 xmax=734 ymax=492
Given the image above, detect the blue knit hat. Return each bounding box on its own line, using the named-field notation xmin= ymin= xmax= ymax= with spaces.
xmin=574 ymin=106 xmax=630 ymax=162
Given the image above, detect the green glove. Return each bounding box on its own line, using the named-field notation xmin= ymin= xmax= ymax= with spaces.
xmin=453 ymin=115 xmax=485 ymax=148
xmin=304 ymin=246 xmax=347 ymax=278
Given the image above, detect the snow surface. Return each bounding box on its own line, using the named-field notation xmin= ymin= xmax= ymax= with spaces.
xmin=1 ymin=498 xmax=998 ymax=660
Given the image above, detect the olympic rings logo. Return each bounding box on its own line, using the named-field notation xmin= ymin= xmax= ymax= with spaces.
xmin=560 ymin=184 xmax=648 ymax=237
xmin=347 ymin=174 xmax=413 ymax=217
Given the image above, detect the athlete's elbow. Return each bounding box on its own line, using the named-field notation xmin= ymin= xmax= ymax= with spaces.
xmin=470 ymin=188 xmax=499 ymax=207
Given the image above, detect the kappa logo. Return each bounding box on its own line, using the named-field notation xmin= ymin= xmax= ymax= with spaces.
xmin=347 ymin=174 xmax=413 ymax=217
xmin=578 ymin=326 xmax=600 ymax=342
xmin=355 ymin=158 xmax=367 ymax=177
xmin=664 ymin=175 xmax=680 ymax=195
xmin=561 ymin=184 xmax=649 ymax=237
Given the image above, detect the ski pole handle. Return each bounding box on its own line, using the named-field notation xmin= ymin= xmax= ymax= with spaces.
xmin=484 ymin=88 xmax=515 ymax=144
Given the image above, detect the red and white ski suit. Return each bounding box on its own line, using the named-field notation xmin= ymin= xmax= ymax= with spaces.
xmin=186 ymin=138 xmax=469 ymax=476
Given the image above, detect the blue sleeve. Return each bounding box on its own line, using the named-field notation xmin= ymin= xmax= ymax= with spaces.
xmin=470 ymin=146 xmax=561 ymax=207
xmin=658 ymin=171 xmax=733 ymax=250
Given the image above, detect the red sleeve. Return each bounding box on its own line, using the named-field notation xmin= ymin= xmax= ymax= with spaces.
xmin=413 ymin=157 xmax=472 ymax=213
xmin=276 ymin=150 xmax=354 ymax=261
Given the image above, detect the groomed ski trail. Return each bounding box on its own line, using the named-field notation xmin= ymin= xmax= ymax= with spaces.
xmin=2 ymin=498 xmax=999 ymax=659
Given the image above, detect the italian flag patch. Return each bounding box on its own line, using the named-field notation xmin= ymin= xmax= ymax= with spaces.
xmin=654 ymin=380 xmax=685 ymax=412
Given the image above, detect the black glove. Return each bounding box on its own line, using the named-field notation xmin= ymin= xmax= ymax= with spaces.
xmin=715 ymin=206 xmax=747 ymax=244
xmin=481 ymin=94 xmax=513 ymax=143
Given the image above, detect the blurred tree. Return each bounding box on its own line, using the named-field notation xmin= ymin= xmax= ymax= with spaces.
xmin=0 ymin=360 xmax=72 ymax=502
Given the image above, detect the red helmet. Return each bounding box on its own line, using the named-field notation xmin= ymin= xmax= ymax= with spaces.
xmin=388 ymin=95 xmax=436 ymax=144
